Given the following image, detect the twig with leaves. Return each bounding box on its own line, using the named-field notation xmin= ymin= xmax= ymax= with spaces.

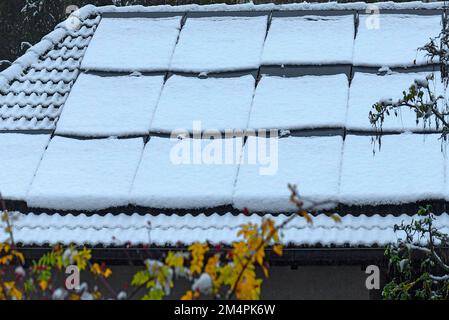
xmin=383 ymin=206 xmax=449 ymax=299
xmin=369 ymin=12 xmax=449 ymax=141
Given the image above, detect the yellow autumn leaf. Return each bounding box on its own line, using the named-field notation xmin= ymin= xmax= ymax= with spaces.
xmin=69 ymin=293 xmax=80 ymax=300
xmin=235 ymin=276 xmax=261 ymax=300
xmin=300 ymin=210 xmax=313 ymax=225
xmin=12 ymin=250 xmax=25 ymax=264
xmin=0 ymin=243 xmax=10 ymax=253
xmin=188 ymin=243 xmax=209 ymax=275
xmin=4 ymin=282 xmax=22 ymax=300
xmin=262 ymin=219 xmax=276 ymax=238
xmin=273 ymin=244 xmax=283 ymax=256
xmin=330 ymin=214 xmax=342 ymax=223
xmin=90 ymin=263 xmax=101 ymax=274
xmin=238 ymin=223 xmax=257 ymax=240
xmin=181 ymin=290 xmax=193 ymax=300
xmin=255 ymin=248 xmax=265 ymax=267
xmin=205 ymin=254 xmax=220 ymax=280
xmin=232 ymin=241 xmax=248 ymax=260
xmin=93 ymin=291 xmax=102 ymax=300
xmin=39 ymin=280 xmax=48 ymax=291
xmin=262 ymin=264 xmax=269 ymax=278
xmin=91 ymin=262 xmax=112 ymax=278
xmin=103 ymin=268 xmax=112 ymax=278
xmin=73 ymin=247 xmax=92 ymax=270
xmin=165 ymin=251 xmax=184 ymax=269
xmin=0 ymin=254 xmax=13 ymax=265
xmin=181 ymin=290 xmax=200 ymax=300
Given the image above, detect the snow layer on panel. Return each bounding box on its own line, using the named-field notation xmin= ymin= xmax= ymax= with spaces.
xmin=339 ymin=134 xmax=444 ymax=205
xmin=151 ymin=75 xmax=255 ymax=133
xmin=248 ymin=74 xmax=348 ymax=130
xmin=353 ymin=14 xmax=441 ymax=67
xmin=347 ymin=72 xmax=444 ymax=132
xmin=81 ymin=17 xmax=181 ymax=71
xmin=55 ymin=73 xmax=164 ymax=137
xmin=27 ymin=137 xmax=144 ymax=210
xmin=170 ymin=16 xmax=268 ymax=72
xmin=130 ymin=137 xmax=242 ymax=209
xmin=0 ymin=134 xmax=49 ymax=200
xmin=233 ymin=136 xmax=343 ymax=212
xmin=262 ymin=15 xmax=355 ymax=65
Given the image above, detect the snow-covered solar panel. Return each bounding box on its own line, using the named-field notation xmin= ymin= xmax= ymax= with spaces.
xmin=248 ymin=74 xmax=348 ymax=130
xmin=233 ymin=136 xmax=343 ymax=212
xmin=130 ymin=137 xmax=242 ymax=209
xmin=55 ymin=74 xmax=165 ymax=137
xmin=0 ymin=134 xmax=49 ymax=201
xmin=261 ymin=15 xmax=355 ymax=65
xmin=150 ymin=75 xmax=255 ymax=133
xmin=353 ymin=14 xmax=441 ymax=67
xmin=27 ymin=137 xmax=144 ymax=210
xmin=339 ymin=134 xmax=445 ymax=206
xmin=170 ymin=16 xmax=268 ymax=73
xmin=81 ymin=17 xmax=181 ymax=71
xmin=346 ymin=72 xmax=444 ymax=132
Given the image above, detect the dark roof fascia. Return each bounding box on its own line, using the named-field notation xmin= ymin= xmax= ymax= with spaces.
xmin=18 ymin=246 xmax=388 ymax=266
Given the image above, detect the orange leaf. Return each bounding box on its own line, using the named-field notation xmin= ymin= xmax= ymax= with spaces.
xmin=39 ymin=280 xmax=48 ymax=291
xmin=330 ymin=214 xmax=342 ymax=223
xmin=300 ymin=211 xmax=313 ymax=225
xmin=273 ymin=244 xmax=283 ymax=256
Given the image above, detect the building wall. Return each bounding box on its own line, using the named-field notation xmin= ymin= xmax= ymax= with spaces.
xmin=81 ymin=265 xmax=373 ymax=300
xmin=261 ymin=266 xmax=371 ymax=300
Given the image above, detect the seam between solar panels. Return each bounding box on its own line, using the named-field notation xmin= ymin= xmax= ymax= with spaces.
xmin=231 ymin=66 xmax=263 ymax=206
xmin=23 ymin=135 xmax=52 ymax=201
xmin=203 ymin=12 xmax=273 ymax=206
xmin=336 ymin=128 xmax=346 ymax=208
xmin=164 ymin=13 xmax=187 ymax=78
xmin=145 ymin=14 xmax=186 ymax=136
xmin=126 ymin=139 xmax=146 ymax=205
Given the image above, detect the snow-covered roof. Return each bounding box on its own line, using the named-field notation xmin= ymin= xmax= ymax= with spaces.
xmin=1 ymin=2 xmax=448 ymax=248
xmin=2 ymin=212 xmax=449 ymax=246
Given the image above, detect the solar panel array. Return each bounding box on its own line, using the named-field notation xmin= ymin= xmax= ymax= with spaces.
xmin=0 ymin=10 xmax=447 ymax=216
xmin=64 ymin=12 xmax=444 ymax=137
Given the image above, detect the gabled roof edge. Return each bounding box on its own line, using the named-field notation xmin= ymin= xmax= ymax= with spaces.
xmin=97 ymin=1 xmax=446 ymax=13
xmin=0 ymin=5 xmax=99 ymax=94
